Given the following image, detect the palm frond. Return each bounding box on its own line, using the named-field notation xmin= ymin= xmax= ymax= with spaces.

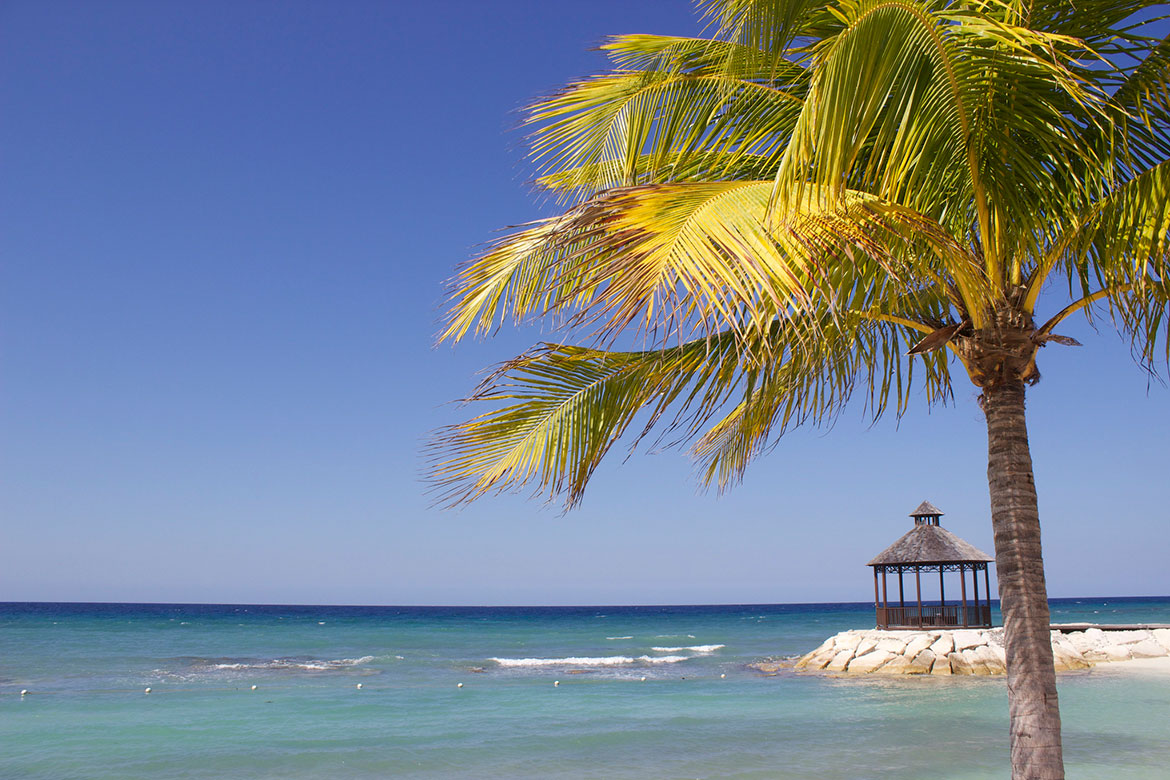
xmin=602 ymin=34 xmax=803 ymax=84
xmin=692 ymin=313 xmax=952 ymax=491
xmin=699 ymin=0 xmax=831 ymax=54
xmin=536 ymin=150 xmax=781 ymax=192
xmin=1110 ymin=34 xmax=1170 ymax=169
xmin=431 ymin=303 xmax=954 ymax=508
xmin=526 ymin=59 xmax=805 ymax=198
xmin=1013 ymin=0 xmax=1165 ymax=42
xmin=443 ymin=181 xmax=813 ymax=344
xmin=773 ymin=0 xmax=1105 ymax=290
xmin=428 ymin=334 xmax=748 ymax=508
xmin=442 ymin=178 xmax=982 ymax=345
xmin=1038 ymin=160 xmax=1170 ymax=364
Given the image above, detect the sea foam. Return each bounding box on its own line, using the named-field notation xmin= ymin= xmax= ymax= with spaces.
xmin=489 ymin=655 xmax=689 ymax=668
xmin=204 ymin=655 xmax=377 ymax=672
xmin=650 ymin=644 xmax=725 ymax=653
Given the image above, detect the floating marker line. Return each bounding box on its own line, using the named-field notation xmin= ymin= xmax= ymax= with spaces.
xmin=3 ymin=673 xmax=726 ymax=699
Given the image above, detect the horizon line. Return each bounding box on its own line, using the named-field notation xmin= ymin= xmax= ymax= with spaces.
xmin=4 ymin=595 xmax=1168 ymax=610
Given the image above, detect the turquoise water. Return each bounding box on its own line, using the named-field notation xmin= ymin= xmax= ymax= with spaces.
xmin=3 ymin=599 xmax=1169 ymax=779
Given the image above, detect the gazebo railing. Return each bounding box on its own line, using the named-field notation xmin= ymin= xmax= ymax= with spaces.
xmin=876 ymin=604 xmax=992 ymax=629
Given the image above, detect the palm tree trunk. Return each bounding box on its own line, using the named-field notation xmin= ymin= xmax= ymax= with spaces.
xmin=983 ymin=379 xmax=1063 ymax=780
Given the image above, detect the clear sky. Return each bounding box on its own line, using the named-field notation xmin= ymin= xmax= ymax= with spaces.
xmin=2 ymin=0 xmax=1167 ymax=606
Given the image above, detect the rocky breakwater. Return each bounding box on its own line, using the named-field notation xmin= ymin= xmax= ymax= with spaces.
xmin=779 ymin=626 xmax=1170 ymax=676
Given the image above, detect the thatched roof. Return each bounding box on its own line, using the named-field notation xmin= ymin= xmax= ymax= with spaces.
xmin=909 ymin=500 xmax=944 ymax=517
xmin=868 ymin=523 xmax=993 ymax=566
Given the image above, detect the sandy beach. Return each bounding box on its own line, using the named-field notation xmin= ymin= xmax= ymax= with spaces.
xmin=1088 ymin=655 xmax=1170 ymax=675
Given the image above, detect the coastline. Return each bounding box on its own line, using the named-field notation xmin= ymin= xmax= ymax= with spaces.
xmin=1086 ymin=655 xmax=1170 ymax=675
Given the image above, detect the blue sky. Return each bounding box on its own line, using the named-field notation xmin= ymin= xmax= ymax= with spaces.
xmin=2 ymin=0 xmax=1167 ymax=606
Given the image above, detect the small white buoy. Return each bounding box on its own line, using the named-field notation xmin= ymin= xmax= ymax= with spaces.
xmin=144 ymin=687 xmax=152 ymax=694
xmin=457 ymin=682 xmax=463 ymax=688
xmin=553 ymin=680 xmax=560 ymax=687
xmin=640 ymin=676 xmax=646 ymax=682
xmin=720 ymin=673 xmax=726 ymax=679
xmin=251 ymin=684 xmax=258 ymax=691
xmin=356 ymin=683 xmax=363 ymax=689
xmin=20 ymin=689 xmax=28 ymax=696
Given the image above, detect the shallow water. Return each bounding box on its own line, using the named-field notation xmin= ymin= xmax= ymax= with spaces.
xmin=2 ymin=599 xmax=1168 ymax=779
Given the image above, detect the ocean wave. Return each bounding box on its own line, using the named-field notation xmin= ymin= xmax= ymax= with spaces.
xmin=489 ymin=655 xmax=689 ymax=668
xmin=606 ymin=636 xmax=633 ymax=640
xmin=190 ymin=655 xmax=378 ymax=672
xmin=650 ymin=644 xmax=725 ymax=654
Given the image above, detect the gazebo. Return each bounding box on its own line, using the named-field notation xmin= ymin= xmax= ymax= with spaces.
xmin=867 ymin=501 xmax=995 ymax=629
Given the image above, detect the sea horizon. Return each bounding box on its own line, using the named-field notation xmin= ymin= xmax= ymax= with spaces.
xmin=6 ymin=593 xmax=1170 ymax=609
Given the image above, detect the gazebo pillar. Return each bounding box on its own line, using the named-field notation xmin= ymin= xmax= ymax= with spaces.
xmin=960 ymin=564 xmax=969 ymax=627
xmin=984 ymin=566 xmax=991 ymax=624
xmin=973 ymin=565 xmax=980 ymax=618
xmin=915 ymin=567 xmax=923 ymax=627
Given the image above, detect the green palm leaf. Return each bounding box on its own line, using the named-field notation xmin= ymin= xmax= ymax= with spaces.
xmin=527 ymin=44 xmax=806 ymax=197
xmin=429 ymin=334 xmax=746 ymax=507
xmin=444 ymin=178 xmax=983 ymax=345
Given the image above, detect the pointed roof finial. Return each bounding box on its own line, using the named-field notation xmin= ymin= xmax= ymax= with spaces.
xmin=909 ymin=500 xmax=944 ymax=517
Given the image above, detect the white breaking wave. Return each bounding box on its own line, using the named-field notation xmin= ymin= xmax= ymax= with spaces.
xmin=650 ymin=644 xmax=725 ymax=654
xmin=640 ymin=655 xmax=690 ymax=664
xmin=207 ymin=655 xmax=377 ymax=671
xmin=489 ymin=655 xmax=689 ymax=668
xmin=606 ymin=636 xmax=633 ymax=640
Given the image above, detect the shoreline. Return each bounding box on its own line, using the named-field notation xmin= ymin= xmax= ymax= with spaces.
xmin=1085 ymin=655 xmax=1170 ymax=675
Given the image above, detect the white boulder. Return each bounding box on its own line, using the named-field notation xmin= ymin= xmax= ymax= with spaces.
xmin=1067 ymin=628 xmax=1106 ymax=654
xmin=825 ymin=649 xmax=855 ymax=672
xmin=1151 ymin=628 xmax=1170 ymax=652
xmin=854 ymin=636 xmax=879 ymax=657
xmin=848 ymin=650 xmax=895 ymax=674
xmin=904 ymin=634 xmax=934 ymax=660
xmin=952 ymin=630 xmax=984 ymax=652
xmin=876 ymin=654 xmax=913 ymax=674
xmin=907 ymin=649 xmax=935 ymax=674
xmin=1127 ymin=639 xmax=1168 ymax=659
xmin=835 ymin=633 xmax=863 ymax=653
xmin=971 ymin=645 xmax=1005 ymax=675
xmin=948 ymin=651 xmax=972 ymax=675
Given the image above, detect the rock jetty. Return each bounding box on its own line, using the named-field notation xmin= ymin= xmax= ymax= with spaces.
xmin=780 ymin=626 xmax=1170 ymax=676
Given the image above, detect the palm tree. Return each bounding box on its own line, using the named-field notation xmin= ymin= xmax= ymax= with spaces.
xmin=430 ymin=2 xmax=1169 ymax=777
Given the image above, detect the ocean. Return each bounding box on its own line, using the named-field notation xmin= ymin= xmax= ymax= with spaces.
xmin=3 ymin=598 xmax=1169 ymax=779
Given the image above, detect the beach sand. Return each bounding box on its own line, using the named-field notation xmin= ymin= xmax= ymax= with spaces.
xmin=1088 ymin=655 xmax=1170 ymax=675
